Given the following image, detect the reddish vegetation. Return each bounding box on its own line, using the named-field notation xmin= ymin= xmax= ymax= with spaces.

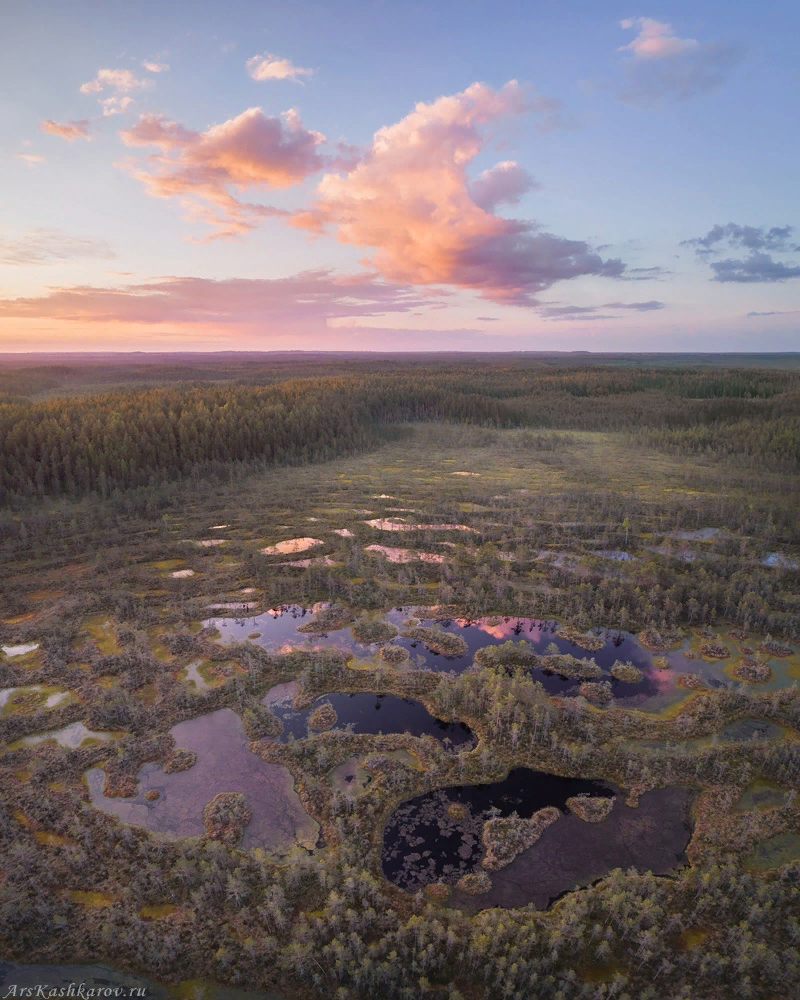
xmin=732 ymin=661 xmax=772 ymax=683
xmin=203 ymin=791 xmax=252 ymax=847
xmin=457 ymin=871 xmax=493 ymax=895
xmin=308 ymin=703 xmax=338 ymax=731
xmin=481 ymin=807 xmax=561 ymax=872
xmin=700 ymin=641 xmax=730 ymax=659
xmin=567 ymin=795 xmax=616 ymax=823
xmin=163 ymin=748 xmax=197 ymax=773
xmin=675 ymin=673 xmax=709 ymax=691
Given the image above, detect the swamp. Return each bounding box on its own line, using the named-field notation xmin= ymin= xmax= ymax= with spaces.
xmin=1 ymin=353 xmax=800 ymax=999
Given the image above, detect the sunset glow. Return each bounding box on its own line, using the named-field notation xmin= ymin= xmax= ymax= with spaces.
xmin=3 ymin=1 xmax=798 ymax=352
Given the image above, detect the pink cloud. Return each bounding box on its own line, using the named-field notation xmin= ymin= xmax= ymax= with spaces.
xmin=246 ymin=53 xmax=313 ymax=82
xmin=142 ymin=61 xmax=170 ymax=73
xmin=290 ymin=81 xmax=623 ymax=305
xmin=118 ymin=108 xmax=331 ymax=238
xmin=618 ymin=18 xmax=698 ymax=58
xmin=40 ymin=119 xmax=91 ymax=141
xmin=0 ymin=270 xmax=443 ymax=324
xmin=454 ymin=618 xmax=546 ymax=641
xmin=80 ymin=68 xmax=149 ymax=94
xmin=80 ymin=68 xmax=150 ymax=118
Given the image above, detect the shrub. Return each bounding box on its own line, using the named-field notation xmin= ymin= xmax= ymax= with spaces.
xmin=308 ymin=703 xmax=338 ymax=731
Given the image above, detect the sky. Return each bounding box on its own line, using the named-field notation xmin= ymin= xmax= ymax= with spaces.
xmin=1 ymin=0 xmax=799 ymax=352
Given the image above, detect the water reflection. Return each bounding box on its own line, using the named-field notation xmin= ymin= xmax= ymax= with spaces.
xmin=85 ymin=708 xmax=318 ymax=857
xmin=204 ymin=606 xmax=798 ymax=714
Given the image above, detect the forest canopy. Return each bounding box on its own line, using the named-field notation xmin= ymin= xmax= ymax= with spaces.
xmin=1 ymin=363 xmax=798 ymax=503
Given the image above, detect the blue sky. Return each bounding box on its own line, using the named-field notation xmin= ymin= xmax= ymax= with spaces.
xmin=1 ymin=0 xmax=798 ymax=351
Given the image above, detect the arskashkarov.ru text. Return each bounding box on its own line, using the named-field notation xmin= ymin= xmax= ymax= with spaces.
xmin=3 ymin=986 xmax=147 ymax=998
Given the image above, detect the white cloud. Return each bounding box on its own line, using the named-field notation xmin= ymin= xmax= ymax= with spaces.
xmin=246 ymin=53 xmax=313 ymax=82
xmin=15 ymin=153 xmax=46 ymax=167
xmin=101 ymin=96 xmax=134 ymax=117
xmin=0 ymin=228 xmax=115 ymax=265
xmin=80 ymin=68 xmax=149 ymax=94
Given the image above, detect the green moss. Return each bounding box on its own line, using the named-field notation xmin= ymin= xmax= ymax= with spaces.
xmin=744 ymin=833 xmax=800 ymax=871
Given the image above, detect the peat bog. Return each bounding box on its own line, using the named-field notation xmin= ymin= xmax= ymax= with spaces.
xmin=2 ymin=356 xmax=800 ymax=1000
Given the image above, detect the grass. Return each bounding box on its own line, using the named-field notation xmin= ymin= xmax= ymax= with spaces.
xmin=66 ymin=890 xmax=115 ymax=907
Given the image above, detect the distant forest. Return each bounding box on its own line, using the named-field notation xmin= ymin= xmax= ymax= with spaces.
xmin=0 ymin=363 xmax=798 ymax=503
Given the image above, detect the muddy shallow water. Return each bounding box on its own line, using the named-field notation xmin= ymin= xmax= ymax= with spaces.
xmin=85 ymin=708 xmax=318 ymax=858
xmin=382 ymin=768 xmax=693 ymax=909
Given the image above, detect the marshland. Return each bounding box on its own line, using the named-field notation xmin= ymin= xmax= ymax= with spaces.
xmin=1 ymin=353 xmax=799 ymax=1000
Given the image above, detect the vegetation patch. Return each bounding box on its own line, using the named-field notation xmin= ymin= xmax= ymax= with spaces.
xmin=700 ymin=640 xmax=731 ymax=659
xmin=139 ymin=904 xmax=178 ymax=920
xmin=34 ymin=831 xmax=73 ymax=847
xmin=163 ymin=748 xmax=197 ymax=773
xmin=557 ymin=624 xmax=606 ymax=651
xmin=202 ymin=791 xmax=252 ymax=848
xmin=400 ymin=626 xmax=468 ymax=657
xmin=759 ymin=639 xmax=794 ymax=658
xmin=66 ymin=890 xmax=114 ymax=907
xmin=351 ymin=613 xmax=400 ymax=644
xmin=474 ymin=639 xmax=538 ymax=671
xmin=456 ymin=871 xmax=493 ymax=895
xmin=579 ymin=680 xmax=613 ymax=703
xmin=481 ymin=807 xmax=561 ymax=871
xmin=732 ymin=660 xmax=773 ymax=683
xmin=675 ymin=673 xmax=709 ymax=690
xmin=540 ymin=648 xmax=602 ymax=680
xmin=424 ymin=883 xmax=452 ymax=902
xmin=638 ymin=626 xmax=684 ymax=651
xmin=308 ymin=702 xmax=338 ymax=731
xmin=380 ymin=644 xmax=410 ymax=664
xmin=610 ymin=661 xmax=643 ymax=684
xmin=744 ymin=832 xmax=800 ymax=871
xmin=567 ymin=795 xmax=616 ymax=823
xmin=296 ymin=603 xmax=355 ymax=633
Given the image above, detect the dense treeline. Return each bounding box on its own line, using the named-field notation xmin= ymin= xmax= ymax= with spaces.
xmin=0 ymin=378 xmax=515 ymax=501
xmin=2 ymin=366 xmax=799 ymax=502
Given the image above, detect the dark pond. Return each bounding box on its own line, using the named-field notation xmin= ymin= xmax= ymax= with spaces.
xmin=382 ymin=768 xmax=693 ymax=910
xmin=0 ymin=962 xmax=286 ymax=1000
xmin=264 ymin=689 xmax=475 ymax=746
